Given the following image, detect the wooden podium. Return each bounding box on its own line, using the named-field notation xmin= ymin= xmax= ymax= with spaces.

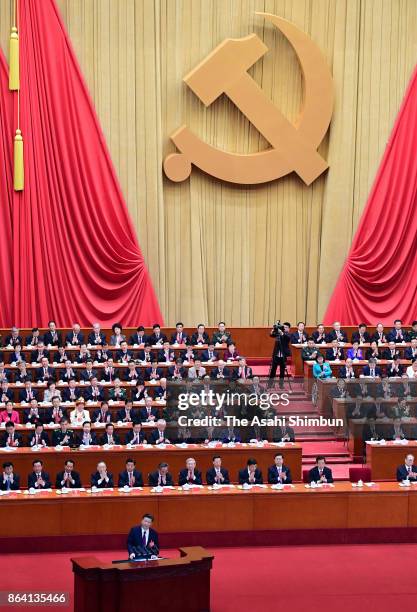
xmin=72 ymin=546 xmax=214 ymax=612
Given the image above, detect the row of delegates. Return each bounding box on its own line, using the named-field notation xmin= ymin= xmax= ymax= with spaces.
xmin=302 ymin=339 xmax=417 ymax=363
xmin=292 ymin=321 xmax=417 ymax=346
xmin=0 ymin=418 xmax=171 ymax=448
xmin=362 ymin=416 xmax=416 ymax=443
xmin=0 ymin=453 xmax=295 ymax=492
xmin=312 ymin=356 xmax=417 ymax=379
xmin=0 ymin=321 xmax=233 ymax=350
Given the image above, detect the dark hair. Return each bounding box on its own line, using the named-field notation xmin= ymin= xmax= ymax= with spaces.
xmin=412 ymin=321 xmax=417 ymax=327
xmin=34 ymin=421 xmax=43 ymax=428
xmin=284 ymin=322 xmax=291 ymax=328
xmin=5 ymin=421 xmax=14 ymax=428
xmin=394 ymin=319 xmax=402 ymax=324
xmin=274 ymin=453 xmax=284 ymax=459
xmin=358 ymin=323 xmax=367 ymax=328
xmin=32 ymin=459 xmax=43 ymax=466
xmin=64 ymin=459 xmax=74 ymax=466
xmin=82 ymin=421 xmax=90 ymax=427
xmin=218 ymin=321 xmax=226 ymax=326
xmin=126 ymin=458 xmax=136 ymax=465
xmin=152 ymin=323 xmax=161 ymax=330
xmin=105 ymin=422 xmax=114 ymax=429
xmin=316 ymin=455 xmax=326 ymax=463
xmin=3 ymin=462 xmax=13 ymax=469
xmin=176 ymin=322 xmax=183 ymax=327
xmin=32 ymin=327 xmax=39 ymax=332
xmin=142 ymin=513 xmax=154 ymax=521
xmin=112 ymin=322 xmax=122 ymax=332
xmin=137 ymin=326 xmax=145 ymax=331
xmin=212 ymin=455 xmax=221 ymax=461
xmin=247 ymin=458 xmax=257 ymax=466
xmin=158 ymin=462 xmax=169 ymax=469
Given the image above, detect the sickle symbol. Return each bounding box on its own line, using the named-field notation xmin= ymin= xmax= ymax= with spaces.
xmin=164 ymin=13 xmax=334 ymax=185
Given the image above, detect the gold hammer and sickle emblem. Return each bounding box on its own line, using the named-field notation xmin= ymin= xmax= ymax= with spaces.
xmin=163 ymin=13 xmax=334 ymax=186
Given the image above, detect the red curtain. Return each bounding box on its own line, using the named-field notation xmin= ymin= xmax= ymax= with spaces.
xmin=12 ymin=0 xmax=163 ymax=327
xmin=0 ymin=50 xmax=14 ymax=327
xmin=324 ymin=65 xmax=417 ymax=325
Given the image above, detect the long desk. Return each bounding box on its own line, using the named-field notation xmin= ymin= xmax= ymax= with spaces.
xmin=0 ymin=482 xmax=416 ymax=539
xmin=0 ymin=443 xmax=302 ymax=486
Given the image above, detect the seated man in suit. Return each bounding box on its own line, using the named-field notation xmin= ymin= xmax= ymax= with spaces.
xmin=139 ymin=397 xmax=158 ymax=423
xmin=383 ymin=341 xmax=399 ymax=361
xmin=148 ymin=324 xmax=167 ymax=346
xmin=232 ymin=357 xmax=253 ymax=381
xmin=178 ymin=457 xmax=203 ymax=486
xmin=1 ymin=421 xmax=23 ymax=448
xmin=126 ymin=421 xmax=148 ymax=446
xmin=206 ymin=455 xmax=230 ymax=485
xmin=101 ymin=358 xmax=119 ymax=383
xmin=361 ymin=358 xmax=382 ymax=378
xmin=200 ymin=343 xmax=219 ymax=363
xmin=272 ymin=424 xmax=295 ymax=442
xmin=117 ymin=399 xmax=139 ymax=423
xmin=85 ymin=377 xmax=105 ymax=403
xmin=157 ymin=341 xmax=175 ymax=364
xmin=312 ymin=355 xmax=333 ymax=379
xmin=326 ymin=322 xmax=348 ymax=343
xmin=239 ymin=458 xmax=263 ymax=485
xmin=212 ymin=321 xmax=232 ymax=346
xmin=118 ymin=458 xmax=143 ymax=488
xmin=388 ymin=319 xmax=406 ymax=343
xmin=100 ymin=422 xmax=121 ymax=446
xmin=168 ymin=357 xmax=187 ymax=381
xmin=4 ymin=326 xmax=23 ymax=348
xmin=35 ymin=357 xmax=55 ymax=383
xmin=1 ymin=461 xmax=20 ymax=491
xmin=65 ymin=323 xmax=84 ymax=346
xmin=351 ymin=323 xmax=371 ymax=344
xmin=92 ymin=401 xmax=112 ymax=425
xmin=129 ymin=326 xmax=148 ymax=347
xmin=23 ymin=399 xmax=45 ymax=425
xmin=30 ymin=341 xmax=49 ymax=364
xmin=386 ymin=416 xmax=408 ymax=441
xmin=210 ymin=360 xmax=231 ymax=381
xmin=311 ymin=324 xmax=327 ymax=345
xmin=116 ymin=340 xmax=134 ymax=364
xmin=137 ymin=344 xmax=153 ymax=365
xmin=339 ymin=358 xmax=356 ymax=379
xmin=52 ymin=418 xmax=75 ymax=447
xmin=91 ymin=461 xmax=114 ymax=488
xmin=76 ymin=421 xmax=98 ymax=447
xmin=95 ymin=344 xmax=113 ymax=363
xmin=268 ymin=453 xmax=292 ymax=484
xmin=170 ymin=322 xmax=188 ymax=346
xmin=362 ymin=414 xmax=384 ymax=443
xmin=325 ymin=339 xmax=345 ymax=361
xmin=9 ymin=344 xmax=26 ymax=365
xmin=127 ymin=513 xmax=159 ymax=559
xmin=14 ymin=361 xmax=32 ymax=384
xmin=60 ymin=360 xmax=78 ymax=383
xmin=301 ymin=339 xmax=321 ymax=362
xmin=44 ymin=396 xmax=67 ymax=425
xmin=79 ymin=360 xmax=97 ymax=382
xmin=145 ymin=360 xmax=164 ymax=382
xmin=190 ymin=324 xmax=210 ymax=346
xmin=0 ymin=381 xmax=13 ymax=403
xmin=55 ymin=459 xmax=81 ymax=489
xmin=28 ymin=422 xmax=50 ymax=448
xmin=386 ymin=355 xmax=405 ymax=378
xmin=396 ymin=453 xmax=417 ymax=481
xmin=148 ymin=462 xmax=173 ymax=487
xmin=123 ymin=361 xmax=143 ymax=384
xmin=308 ymin=455 xmax=333 ymax=483
xmin=150 ymin=419 xmax=170 ymax=445
xmin=25 ymin=327 xmax=42 ymax=347
xmin=290 ymin=322 xmax=308 ymax=345
xmin=28 ymin=459 xmax=51 ymax=489
xmin=406 ymin=338 xmax=417 ymax=361
xmin=43 ymin=320 xmax=62 ymax=347
xmin=88 ymin=323 xmax=107 ymax=346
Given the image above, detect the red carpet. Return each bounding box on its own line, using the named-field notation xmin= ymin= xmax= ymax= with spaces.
xmin=2 ymin=544 xmax=417 ymax=611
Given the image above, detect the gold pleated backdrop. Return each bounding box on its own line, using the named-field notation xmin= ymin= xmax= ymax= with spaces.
xmin=1 ymin=0 xmax=417 ymax=326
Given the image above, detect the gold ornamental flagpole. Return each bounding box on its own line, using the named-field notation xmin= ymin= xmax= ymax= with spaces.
xmin=9 ymin=0 xmax=19 ymax=90
xmin=12 ymin=0 xmax=24 ymax=191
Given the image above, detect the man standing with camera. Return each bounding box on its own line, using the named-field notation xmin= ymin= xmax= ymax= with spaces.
xmin=269 ymin=321 xmax=292 ymax=388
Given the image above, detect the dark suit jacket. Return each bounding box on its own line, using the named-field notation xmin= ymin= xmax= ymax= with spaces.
xmin=386 ymin=365 xmax=404 ymax=377
xmin=19 ymin=389 xmax=38 ymax=403
xmin=65 ymin=332 xmax=85 ymax=345
xmin=139 ymin=407 xmax=159 ymax=422
xmin=91 ymin=471 xmax=114 ymax=488
xmin=325 ymin=330 xmax=348 ymax=343
xmin=62 ymin=388 xmax=82 ymax=402
xmin=100 ymin=433 xmax=121 ymax=445
xmin=150 ymin=430 xmax=170 ymax=444
xmin=92 ymin=409 xmax=112 ymax=424
xmin=267 ymin=465 xmax=292 ymax=484
xmin=238 ymin=468 xmax=263 ymax=484
xmin=210 ymin=367 xmax=231 ymax=380
xmin=28 ymin=471 xmax=51 ymax=489
xmin=405 ymin=348 xmax=417 ymax=360
xmin=383 ymin=349 xmax=400 ymax=360
xmin=52 ymin=429 xmax=75 ymax=446
xmin=206 ymin=467 xmax=230 ymax=485
xmin=338 ymin=366 xmax=356 ymax=379
xmin=0 ymin=473 xmax=20 ymax=490
xmin=200 ymin=349 xmax=219 ymax=362
xmin=118 ymin=469 xmax=144 ymax=488
xmin=125 ymin=430 xmax=147 ymax=445
xmin=123 ymin=369 xmax=143 ymax=382
xmin=170 ymin=332 xmax=188 ymax=345
xmin=85 ymin=387 xmax=105 ymax=402
xmin=351 ymin=331 xmax=371 ymax=344
xmin=87 ymin=332 xmax=107 ymax=345
xmin=396 ymin=464 xmax=417 ymax=481
xmin=35 ymin=367 xmax=55 ymax=382
xmin=231 ymin=366 xmax=253 ymax=380
xmin=272 ymin=426 xmax=295 ymax=442
xmin=387 ymin=328 xmax=406 ymax=343
xmin=127 ymin=526 xmax=159 ymax=556
xmin=362 ymin=366 xmax=382 ymax=377
xmin=79 ymin=369 xmax=97 ymax=382
xmin=43 ymin=331 xmax=62 ymax=346
xmin=167 ymin=366 xmax=187 ymax=380
xmin=28 ymin=431 xmax=50 ymax=446
xmin=76 ymin=432 xmax=98 ymax=446
xmin=308 ymin=466 xmax=333 ymax=483
xmin=311 ymin=331 xmax=327 ymax=344
xmin=148 ymin=471 xmax=174 ymax=487
xmin=148 ymin=333 xmax=168 ymax=345
xmin=116 ymin=350 xmax=134 ymax=363
xmin=145 ymin=367 xmax=163 ymax=381
xmin=4 ymin=335 xmax=23 ymax=347
xmin=190 ymin=332 xmax=210 ymax=345
xmin=290 ymin=332 xmax=308 ymax=344
xmin=30 ymin=349 xmax=50 ymax=363
xmin=178 ymin=468 xmax=203 ymax=486
xmin=117 ymin=408 xmax=139 ymax=422
xmin=325 ymin=348 xmax=345 ymax=361
xmin=129 ymin=333 xmax=149 ymax=345
xmin=0 ymin=431 xmax=23 ymax=448
xmin=55 ymin=470 xmax=82 ymax=489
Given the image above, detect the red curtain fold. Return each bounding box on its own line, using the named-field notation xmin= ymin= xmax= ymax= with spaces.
xmin=324 ymin=65 xmax=417 ymax=325
xmin=12 ymin=0 xmax=163 ymax=327
xmin=0 ymin=50 xmax=14 ymax=326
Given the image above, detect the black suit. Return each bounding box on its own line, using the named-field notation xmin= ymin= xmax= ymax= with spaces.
xmin=190 ymin=332 xmax=210 ymax=345
xmin=362 ymin=366 xmax=382 ymax=377
xmin=36 ymin=366 xmax=55 ymax=382
xmin=27 ymin=471 xmax=51 ymax=489
xmin=127 ymin=526 xmax=159 ymax=556
xmin=30 ymin=349 xmax=50 ymax=363
xmin=210 ymin=367 xmax=231 ymax=380
xmin=100 ymin=433 xmax=121 ymax=445
xmin=139 ymin=407 xmax=159 ymax=422
xmin=55 ymin=470 xmax=82 ymax=489
xmin=238 ymin=468 xmax=263 ymax=484
xmin=150 ymin=430 xmax=170 ymax=444
xmin=178 ymin=468 xmax=203 ymax=486
xmin=65 ymin=332 xmax=85 ymax=346
xmin=43 ymin=331 xmax=62 ymax=346
xmin=118 ymin=469 xmax=143 ymax=488
xmin=63 ymin=388 xmax=81 ymax=402
xmin=206 ymin=467 xmax=230 ymax=485
xmin=91 ymin=471 xmax=114 ymax=488
xmin=125 ymin=430 xmax=147 ymax=445
xmin=325 ymin=348 xmax=345 ymax=361
xmin=0 ymin=431 xmax=23 ymax=448
xmin=267 ymin=465 xmax=292 ymax=484
xmin=4 ymin=335 xmax=23 ymax=347
xmin=0 ymin=473 xmax=20 ymax=490
xmin=308 ymin=466 xmax=333 ymax=483
xmin=148 ymin=470 xmax=174 ymax=487
xmin=117 ymin=407 xmax=139 ymax=422
xmin=79 ymin=369 xmax=97 ymax=382
xmin=396 ymin=464 xmax=417 ymax=481
xmin=129 ymin=332 xmax=148 ymax=346
xmin=269 ymin=330 xmax=291 ymax=379
xmin=19 ymin=389 xmax=38 ymax=403
xmin=87 ymin=332 xmax=107 ymax=345
xmin=325 ymin=330 xmax=348 ymax=343
xmin=76 ymin=432 xmax=98 ymax=447
xmin=148 ymin=332 xmax=167 ymax=345
xmin=28 ymin=431 xmax=50 ymax=447
xmin=351 ymin=331 xmax=371 ymax=344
